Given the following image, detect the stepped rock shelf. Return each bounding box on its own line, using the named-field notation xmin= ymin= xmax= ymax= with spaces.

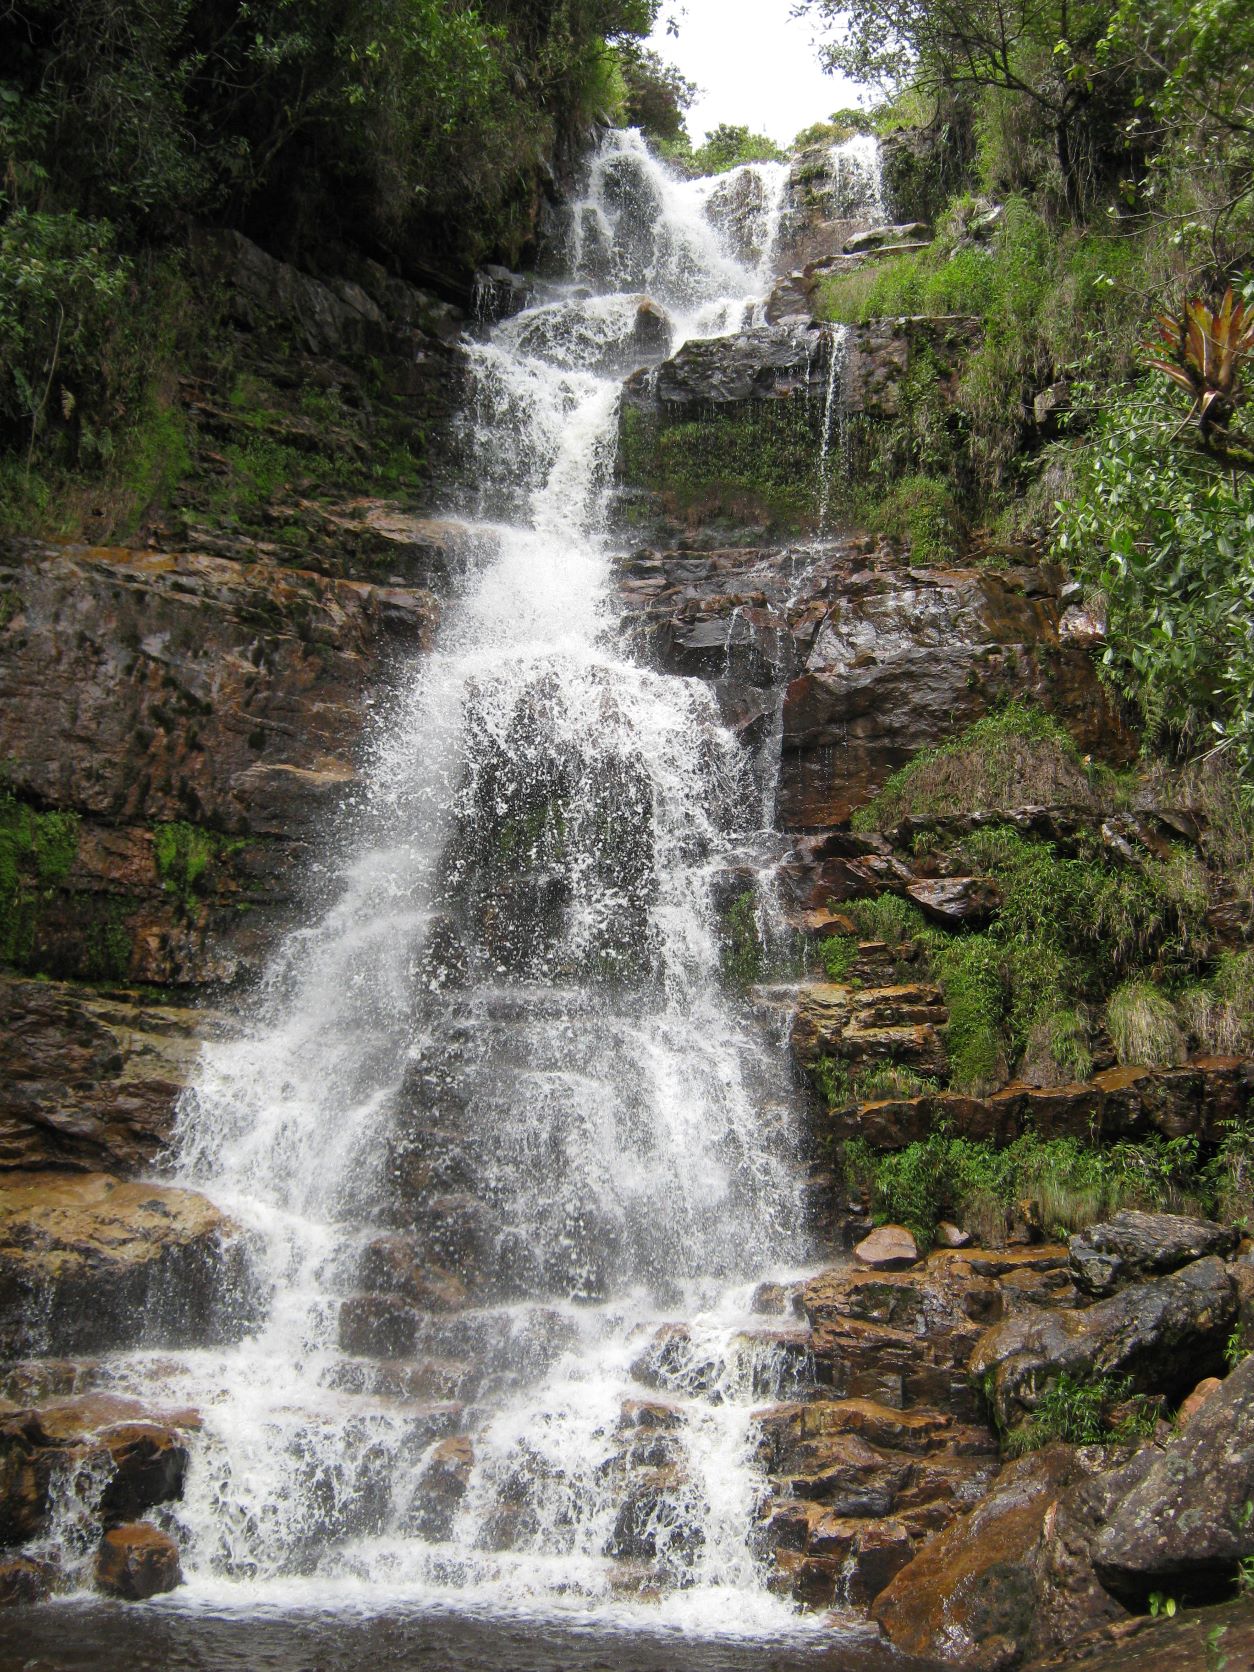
xmin=0 ymin=126 xmax=1252 ymax=1672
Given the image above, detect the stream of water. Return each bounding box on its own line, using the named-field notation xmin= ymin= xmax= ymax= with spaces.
xmin=9 ymin=132 xmax=914 ymax=1669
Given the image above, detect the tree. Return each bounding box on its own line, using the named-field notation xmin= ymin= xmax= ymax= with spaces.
xmin=795 ymin=0 xmax=1143 ymax=215
xmin=617 ymin=42 xmax=696 ymax=143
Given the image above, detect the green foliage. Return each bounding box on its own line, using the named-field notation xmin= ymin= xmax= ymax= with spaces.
xmin=0 ymin=211 xmax=132 ymax=463
xmin=856 ymin=1063 xmax=942 ymax=1100
xmin=860 ymin=474 xmax=961 ymax=564
xmin=852 ymin=701 xmax=1093 ymax=830
xmin=0 ymin=790 xmax=81 ymax=968
xmin=930 ymin=935 xmax=1008 ymax=1094
xmin=848 ymin=1129 xmax=1221 ymax=1250
xmin=1055 ymin=376 xmax=1254 ymax=789
xmin=1180 ymin=950 xmax=1254 ymax=1057
xmin=690 ymin=124 xmax=785 ymax=175
xmin=813 ymin=1055 xmax=853 ymax=1108
xmin=1003 ymin=1372 xmax=1156 ymax=1455
xmin=817 ymin=933 xmax=858 ymax=981
xmin=616 ymin=42 xmax=694 ymax=143
xmin=846 ymin=893 xmax=929 ymax=946
xmin=0 ymin=0 xmax=661 ymax=275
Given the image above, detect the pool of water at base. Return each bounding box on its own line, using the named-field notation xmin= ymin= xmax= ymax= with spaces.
xmin=0 ymin=1604 xmax=941 ymax=1672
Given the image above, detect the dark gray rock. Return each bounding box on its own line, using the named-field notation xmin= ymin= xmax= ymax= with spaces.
xmin=1069 ymin=1211 xmax=1241 ymax=1298
xmin=970 ymin=1256 xmax=1237 ymax=1435
xmin=1092 ymin=1353 xmax=1254 ymax=1601
xmin=906 ymin=876 xmax=1000 ymax=928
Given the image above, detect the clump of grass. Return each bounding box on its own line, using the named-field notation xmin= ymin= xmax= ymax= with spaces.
xmin=1001 ymin=1372 xmax=1157 ymax=1456
xmin=1107 ymin=980 xmax=1187 ymax=1068
xmin=1179 ymin=949 xmax=1254 ymax=1056
xmin=855 ymin=1063 xmax=942 ymax=1101
xmin=1019 ymin=1007 xmax=1094 ymax=1087
xmin=852 ymin=701 xmax=1100 ymax=831
xmin=846 ymin=893 xmax=929 ymax=946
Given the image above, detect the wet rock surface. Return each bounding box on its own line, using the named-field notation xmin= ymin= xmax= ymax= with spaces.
xmin=615 ymin=539 xmax=1133 ymax=827
xmin=971 ymin=1256 xmax=1236 ymax=1436
xmin=1091 ymin=1352 xmax=1254 ymax=1601
xmin=0 ymin=1172 xmax=260 ymax=1356
xmin=0 ymin=976 xmax=217 ymax=1174
xmin=94 ymin=1523 xmax=182 ymax=1600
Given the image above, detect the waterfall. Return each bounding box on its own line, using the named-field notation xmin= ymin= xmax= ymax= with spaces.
xmin=817 ymin=324 xmax=851 ymax=534
xmin=828 ymin=134 xmax=885 ymax=223
xmin=74 ymin=131 xmax=816 ymax=1631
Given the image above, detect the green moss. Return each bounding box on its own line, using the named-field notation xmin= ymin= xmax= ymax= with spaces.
xmin=152 ymin=819 xmax=238 ymax=915
xmin=860 ymin=473 xmax=962 ymax=563
xmin=721 ymin=889 xmax=768 ymax=987
xmin=618 ymin=399 xmax=829 ymax=531
xmin=0 ymin=791 xmax=81 ymax=967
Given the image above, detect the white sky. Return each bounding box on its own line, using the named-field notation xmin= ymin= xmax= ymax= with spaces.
xmin=645 ymin=0 xmax=866 ymax=149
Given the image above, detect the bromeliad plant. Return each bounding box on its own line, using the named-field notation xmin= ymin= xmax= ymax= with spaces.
xmin=1146 ymin=287 xmax=1254 ymax=469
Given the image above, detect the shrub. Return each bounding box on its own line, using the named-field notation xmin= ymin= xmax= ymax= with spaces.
xmin=1107 ymin=980 xmax=1187 ymax=1067
xmin=0 ymin=211 xmax=132 ymax=464
xmin=1179 ymin=950 xmax=1254 ymax=1056
xmin=1055 ymin=377 xmax=1254 ymax=789
xmin=930 ymin=935 xmax=1007 ymax=1094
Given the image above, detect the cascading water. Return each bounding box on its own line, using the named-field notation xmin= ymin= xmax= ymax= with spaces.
xmin=828 ymin=134 xmax=886 ymax=223
xmin=51 ymin=131 xmax=821 ymax=1632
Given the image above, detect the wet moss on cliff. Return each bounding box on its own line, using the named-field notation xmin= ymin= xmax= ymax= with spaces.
xmin=618 ymin=400 xmax=829 ymax=533
xmin=0 ymin=793 xmax=81 ymax=967
xmin=153 ymin=821 xmax=243 ymax=919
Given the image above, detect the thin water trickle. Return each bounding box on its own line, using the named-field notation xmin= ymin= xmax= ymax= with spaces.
xmin=48 ymin=131 xmax=829 ymax=1631
xmin=828 ymin=135 xmax=886 ymax=223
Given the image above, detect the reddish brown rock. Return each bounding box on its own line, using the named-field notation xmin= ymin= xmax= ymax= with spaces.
xmin=0 ymin=1172 xmax=260 ymax=1356
xmin=0 ymin=1554 xmax=58 ymax=1605
xmin=873 ymin=1447 xmax=1089 ymax=1665
xmin=94 ymin=1523 xmax=182 ymax=1600
xmin=1177 ymin=1376 xmax=1222 ymax=1425
xmin=855 ymin=1225 xmax=919 ymax=1270
xmin=906 ymin=876 xmax=1000 ymax=928
xmin=0 ymin=976 xmax=215 ymax=1174
xmin=0 ymin=538 xmax=438 ymax=986
xmin=0 ymin=1393 xmax=196 ymax=1545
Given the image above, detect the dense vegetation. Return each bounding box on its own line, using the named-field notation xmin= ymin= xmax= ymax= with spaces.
xmin=804 ymin=0 xmax=1254 ymax=790
xmin=0 ymin=0 xmax=666 ymax=526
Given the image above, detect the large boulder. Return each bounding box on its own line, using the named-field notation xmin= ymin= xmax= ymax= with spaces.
xmin=872 ymin=1446 xmax=1094 ymax=1666
xmin=970 ymin=1256 xmax=1236 ymax=1436
xmin=1068 ymin=1210 xmax=1240 ymax=1298
xmin=1091 ymin=1353 xmax=1254 ymax=1602
xmin=94 ymin=1523 xmax=182 ymax=1600
xmin=0 ymin=1172 xmax=261 ymax=1356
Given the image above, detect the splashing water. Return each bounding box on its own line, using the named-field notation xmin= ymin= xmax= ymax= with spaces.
xmin=60 ymin=131 xmax=823 ymax=1632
